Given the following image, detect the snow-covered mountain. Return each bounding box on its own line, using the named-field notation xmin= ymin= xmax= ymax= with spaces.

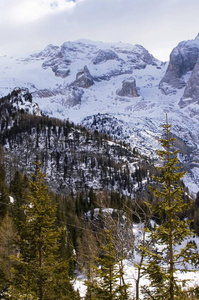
xmin=1 ymin=36 xmax=199 ymax=194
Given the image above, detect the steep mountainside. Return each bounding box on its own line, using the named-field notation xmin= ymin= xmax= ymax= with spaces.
xmin=1 ymin=36 xmax=199 ymax=194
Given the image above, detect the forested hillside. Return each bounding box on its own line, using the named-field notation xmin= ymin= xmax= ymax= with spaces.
xmin=0 ymin=88 xmax=154 ymax=197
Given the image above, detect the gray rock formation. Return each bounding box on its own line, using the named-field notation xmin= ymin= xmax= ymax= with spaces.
xmin=61 ymin=87 xmax=84 ymax=107
xmin=33 ymin=89 xmax=56 ymax=98
xmin=179 ymin=56 xmax=199 ymax=108
xmin=52 ymin=64 xmax=70 ymax=78
xmin=33 ymin=86 xmax=83 ymax=107
xmin=92 ymin=49 xmax=119 ymax=64
xmin=113 ymin=44 xmax=156 ymax=69
xmin=117 ymin=79 xmax=139 ymax=97
xmin=159 ymin=35 xmax=199 ymax=94
xmin=70 ymin=66 xmax=94 ymax=88
xmin=42 ymin=58 xmax=71 ymax=78
xmin=130 ymin=44 xmax=155 ymax=66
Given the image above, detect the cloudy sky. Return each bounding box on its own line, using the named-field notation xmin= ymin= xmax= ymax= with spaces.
xmin=1 ymin=0 xmax=199 ymax=61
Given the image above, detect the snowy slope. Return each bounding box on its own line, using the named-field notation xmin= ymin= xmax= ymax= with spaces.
xmin=0 ymin=38 xmax=199 ymax=194
xmin=74 ymin=221 xmax=199 ymax=299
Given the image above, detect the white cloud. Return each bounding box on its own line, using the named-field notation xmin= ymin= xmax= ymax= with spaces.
xmin=1 ymin=0 xmax=199 ymax=60
xmin=0 ymin=0 xmax=76 ymax=23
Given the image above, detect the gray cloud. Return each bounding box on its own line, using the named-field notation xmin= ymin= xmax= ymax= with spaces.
xmin=1 ymin=0 xmax=199 ymax=60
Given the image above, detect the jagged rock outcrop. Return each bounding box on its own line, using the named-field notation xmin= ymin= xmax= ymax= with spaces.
xmin=159 ymin=35 xmax=199 ymax=94
xmin=117 ymin=79 xmax=139 ymax=97
xmin=92 ymin=49 xmax=119 ymax=64
xmin=179 ymin=56 xmax=199 ymax=109
xmin=70 ymin=66 xmax=94 ymax=88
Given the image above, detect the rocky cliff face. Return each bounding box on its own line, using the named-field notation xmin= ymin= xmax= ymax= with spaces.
xmin=117 ymin=79 xmax=139 ymax=97
xmin=159 ymin=35 xmax=199 ymax=94
xmin=70 ymin=65 xmax=94 ymax=88
xmin=179 ymin=56 xmax=199 ymax=110
xmin=92 ymin=49 xmax=119 ymax=64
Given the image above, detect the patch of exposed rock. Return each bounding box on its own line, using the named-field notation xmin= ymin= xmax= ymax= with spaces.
xmin=30 ymin=44 xmax=60 ymax=59
xmin=92 ymin=49 xmax=119 ymax=64
xmin=128 ymin=44 xmax=155 ymax=66
xmin=117 ymin=79 xmax=139 ymax=97
xmin=112 ymin=44 xmax=157 ymax=69
xmin=159 ymin=35 xmax=199 ymax=94
xmin=70 ymin=66 xmax=94 ymax=88
xmin=33 ymin=89 xmax=56 ymax=98
xmin=60 ymin=87 xmax=84 ymax=107
xmin=33 ymin=86 xmax=83 ymax=107
xmin=29 ymin=45 xmax=71 ymax=78
xmin=179 ymin=56 xmax=199 ymax=109
xmin=42 ymin=58 xmax=71 ymax=78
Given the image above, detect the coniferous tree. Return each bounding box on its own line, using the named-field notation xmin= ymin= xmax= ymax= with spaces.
xmin=93 ymin=227 xmax=119 ymax=300
xmin=0 ymin=150 xmax=10 ymax=220
xmin=0 ymin=214 xmax=16 ymax=297
xmin=83 ymin=228 xmax=99 ymax=300
xmin=9 ymin=162 xmax=79 ymax=300
xmin=141 ymin=116 xmax=198 ymax=300
xmin=91 ymin=221 xmax=130 ymax=300
xmin=194 ymin=192 xmax=199 ymax=235
xmin=10 ymin=171 xmax=29 ymax=232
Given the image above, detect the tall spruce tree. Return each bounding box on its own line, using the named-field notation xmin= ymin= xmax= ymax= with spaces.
xmin=83 ymin=227 xmax=99 ymax=300
xmin=0 ymin=214 xmax=16 ymax=297
xmin=9 ymin=162 xmax=79 ymax=300
xmin=91 ymin=220 xmax=130 ymax=300
xmin=0 ymin=152 xmax=10 ymax=220
xmin=10 ymin=170 xmax=29 ymax=232
xmin=93 ymin=227 xmax=119 ymax=300
xmin=141 ymin=116 xmax=198 ymax=300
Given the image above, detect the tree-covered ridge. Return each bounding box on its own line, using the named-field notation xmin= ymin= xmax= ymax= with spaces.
xmin=0 ymin=89 xmax=152 ymax=197
xmin=0 ymin=88 xmax=40 ymax=128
